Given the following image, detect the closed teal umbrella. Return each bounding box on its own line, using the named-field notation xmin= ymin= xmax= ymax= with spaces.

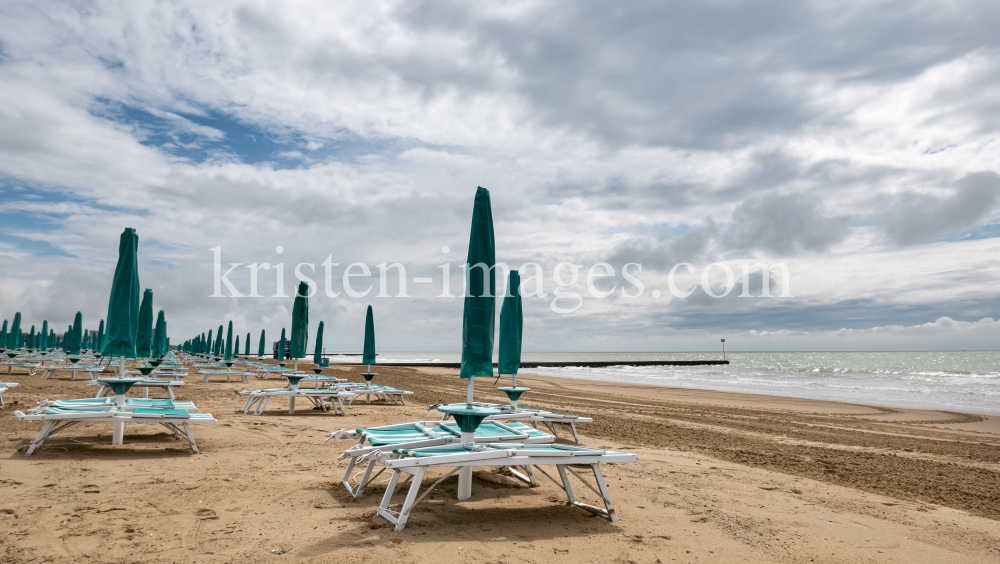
xmin=290 ymin=281 xmax=309 ymax=370
xmin=40 ymin=320 xmax=48 ymax=351
xmin=245 ymin=332 xmax=250 ymax=356
xmin=258 ymin=329 xmax=265 ymax=358
xmin=460 ymin=187 xmax=497 ymax=388
xmin=362 ymin=305 xmax=376 ymax=371
xmin=205 ymin=330 xmax=211 ymax=355
xmin=28 ymin=325 xmax=35 ymax=349
xmin=224 ymin=320 xmax=234 ymax=362
xmin=214 ymin=324 xmax=223 ymax=356
xmin=161 ymin=320 xmax=168 ymax=356
xmin=234 ymin=334 xmax=240 ymax=359
xmin=498 ymin=270 xmax=525 ymax=400
xmin=136 ymin=290 xmax=153 ymax=358
xmin=313 ymin=321 xmax=324 ymax=368
xmin=279 ymin=328 xmax=286 ymax=361
xmin=70 ymin=312 xmax=83 ymax=355
xmin=1 ymin=319 xmax=7 ymax=348
xmin=96 ymin=319 xmax=104 ymax=354
xmin=102 ymin=228 xmax=141 ymax=370
xmin=9 ymin=312 xmax=21 ymax=349
xmin=444 ymin=187 xmax=502 ymax=501
xmin=152 ymin=310 xmax=165 ymax=358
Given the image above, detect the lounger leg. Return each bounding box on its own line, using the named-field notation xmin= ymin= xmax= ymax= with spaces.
xmin=183 ymin=423 xmax=199 ymax=454
xmin=400 ymin=396 xmax=406 ymax=406
xmin=289 ymin=396 xmax=296 ymax=414
xmin=591 ymin=464 xmax=618 ymax=521
xmin=355 ymin=459 xmax=377 ymax=498
xmin=557 ymin=464 xmax=578 ymax=505
xmin=394 ymin=466 xmax=426 ymax=531
xmin=143 ymin=387 xmax=149 ymax=399
xmin=570 ymin=423 xmax=580 ymax=444
xmin=377 ymin=469 xmax=403 ymax=526
xmin=167 ymin=387 xmax=175 ymax=400
xmin=341 ymin=456 xmax=359 ymax=497
xmin=25 ymin=421 xmax=57 ymax=456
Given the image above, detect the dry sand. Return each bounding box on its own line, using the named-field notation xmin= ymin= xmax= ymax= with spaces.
xmin=2 ymin=360 xmax=1000 ymax=563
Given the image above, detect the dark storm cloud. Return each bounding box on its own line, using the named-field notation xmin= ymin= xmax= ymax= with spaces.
xmin=878 ymin=171 xmax=1000 ymax=245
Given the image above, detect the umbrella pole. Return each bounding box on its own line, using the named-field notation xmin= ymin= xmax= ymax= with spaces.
xmin=113 ymin=355 xmax=125 ymax=445
xmin=458 ymin=375 xmax=475 ymax=500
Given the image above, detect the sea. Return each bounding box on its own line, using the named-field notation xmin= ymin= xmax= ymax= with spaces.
xmin=328 ymin=351 xmax=1000 ymax=415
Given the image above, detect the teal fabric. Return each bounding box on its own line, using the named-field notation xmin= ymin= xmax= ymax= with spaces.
xmin=245 ymin=332 xmax=250 ymax=356
xmin=279 ymin=328 xmax=286 ymax=359
xmin=362 ymin=306 xmax=376 ymax=365
xmin=135 ymin=290 xmax=153 ymax=357
xmin=40 ymin=320 xmax=48 ymax=351
xmin=290 ymin=281 xmax=309 ymax=359
xmin=258 ymin=329 xmax=265 ymax=357
xmin=70 ymin=311 xmax=83 ymax=355
xmin=313 ymin=321 xmax=324 ymax=364
xmin=233 ymin=335 xmax=239 ymax=360
xmin=224 ymin=320 xmax=233 ymax=361
xmin=152 ymin=310 xmax=165 ymax=357
xmin=498 ymin=270 xmax=522 ymax=375
xmin=9 ymin=312 xmax=21 ymax=349
xmin=102 ymin=228 xmax=140 ymax=358
xmin=460 ymin=187 xmax=496 ymax=379
xmin=0 ymin=319 xmax=6 ymax=347
xmin=96 ymin=319 xmax=104 ymax=353
xmin=214 ymin=324 xmax=223 ymax=356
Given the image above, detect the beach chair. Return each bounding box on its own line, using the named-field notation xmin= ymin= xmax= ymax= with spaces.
xmin=201 ymin=370 xmax=252 ymax=383
xmin=371 ymin=442 xmax=636 ymax=530
xmin=30 ymin=397 xmax=198 ymax=413
xmin=439 ymin=402 xmax=593 ymax=444
xmin=235 ymin=388 xmax=356 ymax=415
xmin=327 ymin=420 xmax=555 ymax=498
xmin=0 ymin=381 xmax=17 ymax=407
xmin=40 ymin=365 xmax=106 ymax=380
xmin=92 ymin=378 xmax=186 ymax=400
xmin=15 ymin=407 xmax=217 ymax=455
xmin=4 ymin=361 xmax=40 ymax=375
xmin=347 ymin=384 xmax=414 ymax=405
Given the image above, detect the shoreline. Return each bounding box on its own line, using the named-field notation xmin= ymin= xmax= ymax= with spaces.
xmin=2 ymin=360 xmax=999 ymax=563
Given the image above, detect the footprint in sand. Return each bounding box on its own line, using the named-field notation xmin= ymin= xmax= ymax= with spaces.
xmin=197 ymin=508 xmax=219 ymax=520
xmin=82 ymin=484 xmax=100 ymax=494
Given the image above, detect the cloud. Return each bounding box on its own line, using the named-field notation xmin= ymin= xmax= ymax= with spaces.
xmin=878 ymin=171 xmax=1000 ymax=244
xmin=723 ymin=193 xmax=851 ymax=254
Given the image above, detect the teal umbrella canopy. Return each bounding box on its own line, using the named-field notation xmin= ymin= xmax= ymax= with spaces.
xmin=152 ymin=310 xmax=165 ymax=357
xmin=161 ymin=319 xmax=168 ymax=356
xmin=1 ymin=319 xmax=7 ymax=347
xmin=290 ymin=281 xmax=309 ymax=359
xmin=96 ymin=319 xmax=105 ymax=353
xmin=245 ymin=332 xmax=250 ymax=356
xmin=258 ymin=329 xmax=265 ymax=357
xmin=102 ymin=228 xmax=140 ymax=358
xmin=362 ymin=306 xmax=376 ymax=365
xmin=234 ymin=334 xmax=240 ymax=358
xmin=70 ymin=312 xmax=83 ymax=355
xmin=460 ymin=187 xmax=496 ymax=379
xmin=215 ymin=325 xmax=223 ymax=356
xmin=28 ymin=325 xmax=35 ymax=348
xmin=313 ymin=321 xmax=325 ymax=364
xmin=207 ymin=329 xmax=213 ymax=354
xmin=225 ymin=320 xmax=233 ymax=361
xmin=136 ymin=289 xmax=154 ymax=358
xmin=279 ymin=328 xmax=286 ymax=359
xmin=40 ymin=320 xmax=48 ymax=351
xmin=10 ymin=312 xmax=21 ymax=348
xmin=498 ymin=271 xmax=523 ymax=375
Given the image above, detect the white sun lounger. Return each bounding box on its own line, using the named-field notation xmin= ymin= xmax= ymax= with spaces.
xmin=15 ymin=407 xmax=217 ymax=456
xmin=201 ymin=370 xmax=252 ymax=383
xmin=29 ymin=397 xmax=198 ymax=413
xmin=0 ymin=381 xmax=17 ymax=407
xmin=327 ymin=420 xmax=556 ymax=499
xmin=347 ymin=385 xmax=414 ymax=405
xmin=371 ymin=442 xmax=636 ymax=530
xmin=3 ymin=361 xmax=40 ymax=375
xmin=40 ymin=365 xmax=106 ymax=380
xmin=91 ymin=378 xmax=186 ymax=400
xmin=440 ymin=402 xmax=593 ymax=444
xmin=235 ymin=388 xmax=357 ymax=415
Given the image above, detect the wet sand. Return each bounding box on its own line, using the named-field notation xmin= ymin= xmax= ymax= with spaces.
xmin=2 ymin=360 xmax=1000 ymax=563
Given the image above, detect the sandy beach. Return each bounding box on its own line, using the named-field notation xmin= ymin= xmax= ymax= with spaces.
xmin=2 ymin=360 xmax=1000 ymax=563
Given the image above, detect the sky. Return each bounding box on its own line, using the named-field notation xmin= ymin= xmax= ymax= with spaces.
xmin=1 ymin=0 xmax=999 ymax=352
